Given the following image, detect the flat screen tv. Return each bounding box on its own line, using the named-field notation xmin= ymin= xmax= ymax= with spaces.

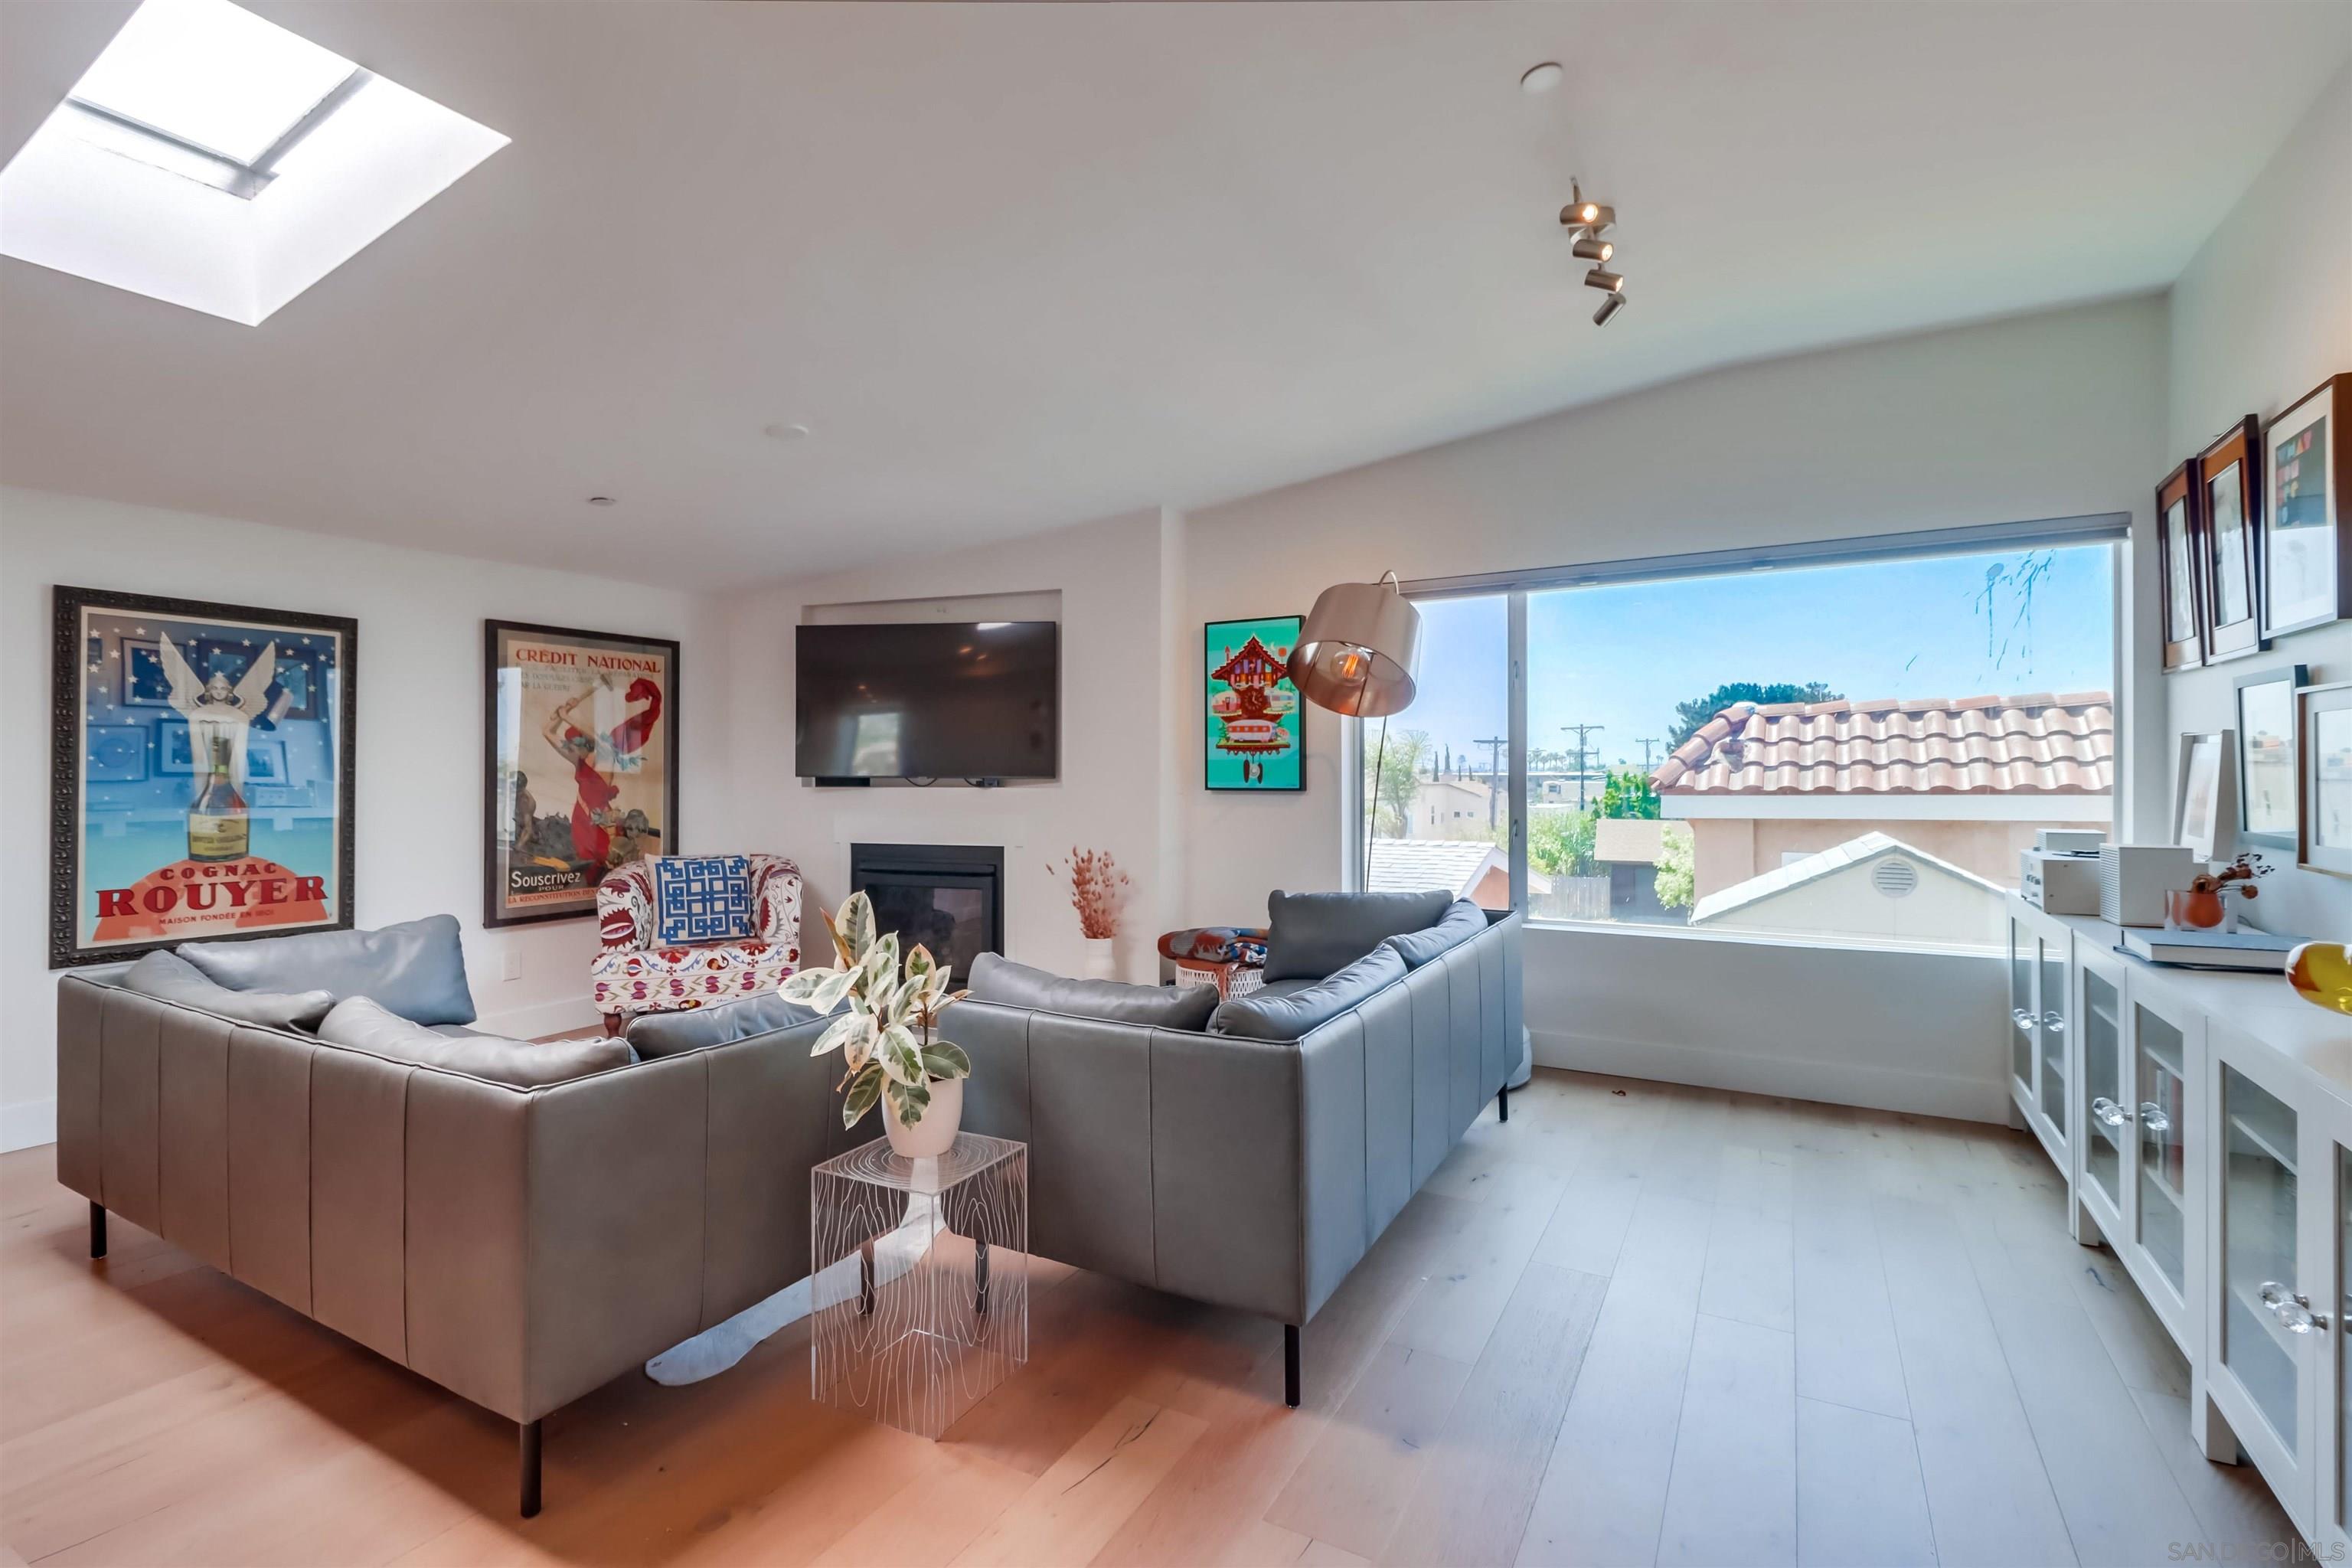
xmin=795 ymin=621 xmax=1059 ymax=781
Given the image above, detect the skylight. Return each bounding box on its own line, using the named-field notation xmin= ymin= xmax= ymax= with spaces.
xmin=0 ymin=0 xmax=508 ymax=324
xmin=68 ymin=0 xmax=358 ymax=168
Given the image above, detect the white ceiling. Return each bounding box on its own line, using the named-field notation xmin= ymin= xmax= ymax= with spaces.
xmin=2 ymin=2 xmax=2347 ymax=589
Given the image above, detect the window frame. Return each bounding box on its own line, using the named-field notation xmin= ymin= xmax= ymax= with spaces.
xmin=1349 ymin=514 xmax=2132 ymax=947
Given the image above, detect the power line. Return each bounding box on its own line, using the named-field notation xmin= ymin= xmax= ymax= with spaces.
xmin=1562 ymin=723 xmax=1604 ymax=812
xmin=1636 ymin=737 xmax=1663 ymax=771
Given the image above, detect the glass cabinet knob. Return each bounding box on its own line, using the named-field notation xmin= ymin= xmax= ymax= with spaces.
xmin=2012 ymin=1008 xmax=2035 ymax=1033
xmin=2137 ymin=1103 xmax=2171 ymax=1135
xmin=2042 ymin=1010 xmax=2066 ymax=1031
xmin=2261 ymin=1280 xmax=2332 ymax=1334
xmin=2089 ymin=1096 xmax=2133 ymax=1128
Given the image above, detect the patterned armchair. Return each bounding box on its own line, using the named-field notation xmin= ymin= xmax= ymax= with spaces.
xmin=590 ymin=854 xmax=804 ymax=1027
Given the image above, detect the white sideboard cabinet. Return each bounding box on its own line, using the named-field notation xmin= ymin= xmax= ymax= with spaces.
xmin=2007 ymin=895 xmax=2352 ymax=1554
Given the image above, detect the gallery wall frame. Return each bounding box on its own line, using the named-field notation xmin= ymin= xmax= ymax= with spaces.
xmin=51 ymin=584 xmax=357 ymax=968
xmin=2197 ymin=416 xmax=2265 ymax=663
xmin=2234 ymin=662 xmax=2308 ymax=851
xmin=2157 ymin=459 xmax=2207 ymax=672
xmin=2173 ymin=730 xmax=2233 ymax=863
xmin=2298 ymin=681 xmax=2352 ymax=879
xmin=2263 ymin=374 xmax=2352 ymax=640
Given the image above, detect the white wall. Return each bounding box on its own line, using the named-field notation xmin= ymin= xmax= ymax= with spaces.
xmin=708 ymin=507 xmax=1187 ymax=985
xmin=1174 ymin=297 xmax=2169 ymax=1120
xmin=0 ymin=487 xmax=722 ymax=1150
xmin=2164 ymin=67 xmax=2352 ymax=942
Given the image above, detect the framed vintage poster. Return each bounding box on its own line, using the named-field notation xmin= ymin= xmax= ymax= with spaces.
xmin=2235 ymin=663 xmax=2308 ymax=851
xmin=2263 ymin=373 xmax=2352 ymax=639
xmin=485 ymin=621 xmax=680 ymax=926
xmin=51 ymin=586 xmax=356 ymax=968
xmin=2298 ymin=681 xmax=2352 ymax=878
xmin=2198 ymin=416 xmax=2265 ymax=662
xmin=2156 ymin=459 xmax=2206 ymax=671
xmin=1204 ymin=615 xmax=1304 ymax=791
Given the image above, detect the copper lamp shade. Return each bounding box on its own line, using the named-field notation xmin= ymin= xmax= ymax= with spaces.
xmin=1288 ymin=574 xmax=1421 ymax=718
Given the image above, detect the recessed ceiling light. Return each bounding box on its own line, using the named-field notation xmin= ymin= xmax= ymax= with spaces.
xmin=0 ymin=0 xmax=507 ymax=323
xmin=586 ymin=495 xmax=617 ymax=507
xmin=1521 ymin=62 xmax=1564 ymax=94
xmin=763 ymin=422 xmax=812 ymax=443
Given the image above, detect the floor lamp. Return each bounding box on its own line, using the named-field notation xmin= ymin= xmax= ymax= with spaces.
xmin=1287 ymin=572 xmax=1423 ymax=888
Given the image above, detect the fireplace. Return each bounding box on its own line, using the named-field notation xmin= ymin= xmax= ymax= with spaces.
xmin=848 ymin=843 xmax=1004 ymax=982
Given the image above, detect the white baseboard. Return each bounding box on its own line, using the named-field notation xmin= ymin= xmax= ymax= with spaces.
xmin=1529 ymin=1025 xmax=2008 ymax=1125
xmin=2 ymin=1098 xmax=56 ymax=1154
xmin=475 ymin=994 xmax=602 ymax=1040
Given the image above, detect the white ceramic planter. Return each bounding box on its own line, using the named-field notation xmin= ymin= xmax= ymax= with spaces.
xmin=884 ymin=1074 xmax=962 ymax=1158
xmin=1083 ymin=937 xmax=1116 ymax=979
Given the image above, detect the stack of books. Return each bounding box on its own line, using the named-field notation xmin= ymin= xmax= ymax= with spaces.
xmin=2118 ymin=926 xmax=2299 ymax=972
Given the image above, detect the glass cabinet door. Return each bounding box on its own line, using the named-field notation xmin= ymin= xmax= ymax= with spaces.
xmin=2038 ymin=938 xmax=2067 ymax=1139
xmin=2337 ymin=1144 xmax=2352 ymax=1544
xmin=2223 ymin=1063 xmax=2302 ymax=1452
xmin=2008 ymin=918 xmax=2035 ymax=1089
xmin=2080 ymin=966 xmax=2125 ymax=1211
xmin=2135 ymin=1004 xmax=2189 ymax=1298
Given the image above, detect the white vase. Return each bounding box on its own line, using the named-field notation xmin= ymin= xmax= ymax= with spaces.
xmin=884 ymin=1074 xmax=962 ymax=1158
xmin=1083 ymin=937 xmax=1116 ymax=980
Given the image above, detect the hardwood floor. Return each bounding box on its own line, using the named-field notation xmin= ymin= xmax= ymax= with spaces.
xmin=0 ymin=1070 xmax=2301 ymax=1566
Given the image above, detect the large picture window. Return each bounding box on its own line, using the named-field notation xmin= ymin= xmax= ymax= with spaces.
xmin=1358 ymin=522 xmax=2120 ymax=951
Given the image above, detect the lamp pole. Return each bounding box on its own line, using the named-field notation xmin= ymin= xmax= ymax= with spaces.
xmin=1562 ymin=723 xmax=1605 ymax=811
xmin=1473 ymin=735 xmax=1507 ymax=831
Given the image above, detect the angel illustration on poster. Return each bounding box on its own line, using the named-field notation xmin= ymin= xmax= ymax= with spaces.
xmin=157 ymin=632 xmax=276 ymax=786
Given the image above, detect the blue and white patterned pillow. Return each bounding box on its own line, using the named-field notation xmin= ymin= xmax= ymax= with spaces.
xmin=652 ymin=855 xmax=753 ymax=947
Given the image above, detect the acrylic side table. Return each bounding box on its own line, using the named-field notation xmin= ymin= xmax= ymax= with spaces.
xmin=810 ymin=1132 xmax=1028 ymax=1438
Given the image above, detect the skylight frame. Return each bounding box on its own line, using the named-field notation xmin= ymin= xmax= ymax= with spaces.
xmin=63 ymin=0 xmax=363 ymax=168
xmin=58 ymin=66 xmax=372 ymax=200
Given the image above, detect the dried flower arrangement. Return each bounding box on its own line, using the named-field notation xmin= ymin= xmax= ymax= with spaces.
xmin=1047 ymin=847 xmax=1130 ymax=939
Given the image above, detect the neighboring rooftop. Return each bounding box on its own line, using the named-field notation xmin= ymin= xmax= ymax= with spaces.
xmin=1366 ymin=838 xmax=1504 ymax=900
xmin=1651 ymin=692 xmax=2114 ymax=796
xmin=1690 ymin=831 xmax=2003 ymax=923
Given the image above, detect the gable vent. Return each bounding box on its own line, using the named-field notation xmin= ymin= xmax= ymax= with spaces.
xmin=1873 ymin=858 xmax=1920 ymax=898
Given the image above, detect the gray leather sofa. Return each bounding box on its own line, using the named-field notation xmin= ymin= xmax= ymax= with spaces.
xmin=944 ymin=895 xmax=1524 ymax=1405
xmin=55 ymin=945 xmax=842 ymax=1517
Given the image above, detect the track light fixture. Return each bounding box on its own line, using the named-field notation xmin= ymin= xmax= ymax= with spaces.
xmin=1561 ymin=178 xmax=1628 ymax=326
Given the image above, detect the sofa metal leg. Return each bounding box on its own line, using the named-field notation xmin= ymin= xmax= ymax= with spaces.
xmin=1498 ymin=1083 xmax=1510 ymax=1122
xmin=1284 ymin=1324 xmax=1301 ymax=1408
xmin=89 ymin=1201 xmax=106 ymax=1260
xmin=519 ymin=1419 xmax=542 ymax=1518
xmin=974 ymin=1238 xmax=990 ymax=1316
xmin=858 ymin=1240 xmax=876 ymax=1316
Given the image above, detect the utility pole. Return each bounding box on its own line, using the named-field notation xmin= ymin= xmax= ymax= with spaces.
xmin=1636 ymin=737 xmax=1663 ymax=772
xmin=1472 ymin=735 xmax=1507 ymax=830
xmin=1562 ymin=723 xmax=1604 ymax=811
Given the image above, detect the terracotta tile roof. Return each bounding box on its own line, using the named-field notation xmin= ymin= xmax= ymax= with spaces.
xmin=1650 ymin=692 xmax=2113 ymax=796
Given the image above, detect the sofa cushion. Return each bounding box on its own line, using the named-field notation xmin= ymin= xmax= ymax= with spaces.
xmin=626 ymin=991 xmax=823 ymax=1059
xmin=318 ymin=998 xmax=631 ymax=1087
xmin=969 ymin=953 xmax=1219 ymax=1031
xmin=121 ymin=949 xmax=336 ymax=1031
xmin=652 ymin=855 xmax=754 ymax=946
xmin=1262 ymin=890 xmax=1452 ymax=982
xmin=1384 ymin=899 xmax=1489 ymax=969
xmin=179 ymin=914 xmax=476 ymax=1027
xmin=1210 ymin=944 xmax=1407 ymax=1040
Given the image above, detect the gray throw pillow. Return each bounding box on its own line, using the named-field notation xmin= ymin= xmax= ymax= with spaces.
xmin=626 ymin=991 xmax=824 ymax=1059
xmin=1211 ymin=944 xmax=1407 ymax=1041
xmin=120 ymin=949 xmax=336 ymax=1031
xmin=1262 ymin=890 xmax=1452 ymax=982
xmin=1384 ymin=899 xmax=1490 ymax=969
xmin=969 ymin=953 xmax=1218 ymax=1031
xmin=318 ymin=997 xmax=630 ymax=1087
xmin=181 ymin=913 xmax=476 ymax=1027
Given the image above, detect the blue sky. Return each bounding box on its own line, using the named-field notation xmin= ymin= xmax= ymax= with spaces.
xmin=1403 ymin=544 xmax=2115 ymax=773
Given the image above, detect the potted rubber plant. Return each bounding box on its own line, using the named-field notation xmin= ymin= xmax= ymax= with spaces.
xmin=779 ymin=890 xmax=972 ymax=1157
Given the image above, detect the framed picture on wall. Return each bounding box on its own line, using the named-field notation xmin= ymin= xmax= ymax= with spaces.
xmin=1204 ymin=615 xmax=1305 ymax=791
xmin=2298 ymin=681 xmax=2352 ymax=879
xmin=51 ymin=585 xmax=356 ymax=968
xmin=2263 ymin=373 xmax=2352 ymax=639
xmin=485 ymin=620 xmax=681 ymax=927
xmin=2198 ymin=416 xmax=2265 ymax=662
xmin=2235 ymin=663 xmax=2308 ymax=851
xmin=2157 ymin=459 xmax=2206 ymax=671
